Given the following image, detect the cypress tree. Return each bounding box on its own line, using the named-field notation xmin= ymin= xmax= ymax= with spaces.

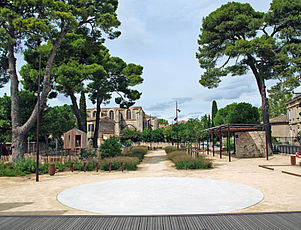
xmin=79 ymin=91 xmax=87 ymax=132
xmin=211 ymin=100 xmax=218 ymax=127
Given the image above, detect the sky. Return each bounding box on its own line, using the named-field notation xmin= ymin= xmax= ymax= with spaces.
xmin=0 ymin=0 xmax=283 ymax=123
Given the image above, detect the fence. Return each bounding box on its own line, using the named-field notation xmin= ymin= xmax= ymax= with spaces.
xmin=275 ymin=145 xmax=301 ymax=154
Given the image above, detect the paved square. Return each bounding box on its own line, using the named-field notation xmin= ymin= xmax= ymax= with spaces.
xmin=57 ymin=177 xmax=263 ymax=215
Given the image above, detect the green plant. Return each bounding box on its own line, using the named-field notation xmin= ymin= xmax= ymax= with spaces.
xmin=100 ymin=137 xmax=122 ymax=158
xmin=100 ymin=156 xmax=139 ymax=171
xmin=80 ymin=148 xmax=97 ymax=159
xmin=164 ymin=146 xmax=177 ymax=154
xmin=123 ymin=146 xmax=148 ymax=162
xmin=167 ymin=151 xmax=212 ymax=170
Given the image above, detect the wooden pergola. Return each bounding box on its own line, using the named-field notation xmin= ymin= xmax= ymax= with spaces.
xmin=202 ymin=124 xmax=269 ymax=162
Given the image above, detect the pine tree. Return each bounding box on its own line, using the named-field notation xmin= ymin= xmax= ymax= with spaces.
xmin=79 ymin=91 xmax=87 ymax=132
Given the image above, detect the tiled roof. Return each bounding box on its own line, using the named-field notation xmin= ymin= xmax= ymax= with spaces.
xmin=269 ymin=114 xmax=288 ymax=124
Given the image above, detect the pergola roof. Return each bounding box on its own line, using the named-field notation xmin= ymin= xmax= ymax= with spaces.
xmin=204 ymin=124 xmax=263 ymax=134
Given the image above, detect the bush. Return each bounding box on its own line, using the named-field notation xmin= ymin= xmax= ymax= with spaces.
xmin=167 ymin=151 xmax=212 ymax=170
xmin=100 ymin=156 xmax=139 ymax=171
xmin=123 ymin=146 xmax=148 ymax=162
xmin=0 ymin=158 xmax=50 ymax=176
xmin=100 ymin=137 xmax=122 ymax=158
xmin=80 ymin=149 xmax=97 ymax=159
xmin=164 ymin=146 xmax=177 ymax=154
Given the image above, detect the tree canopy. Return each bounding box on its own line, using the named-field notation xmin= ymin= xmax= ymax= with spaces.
xmin=1 ymin=0 xmax=121 ymax=161
xmin=214 ymin=102 xmax=260 ymax=126
xmin=196 ymin=0 xmax=301 ymax=151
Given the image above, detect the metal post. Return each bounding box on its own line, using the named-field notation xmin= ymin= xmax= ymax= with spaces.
xmin=233 ymin=132 xmax=236 ymax=155
xmin=220 ymin=128 xmax=222 ymax=159
xmin=176 ymin=102 xmax=179 ymax=150
xmin=228 ymin=125 xmax=231 ymax=162
xmin=36 ymin=55 xmax=41 ymax=182
xmin=96 ymin=162 xmax=99 ymax=172
xmin=212 ymin=133 xmax=215 ymax=157
xmin=265 ymin=123 xmax=269 ymax=160
xmin=207 ymin=133 xmax=209 ymax=155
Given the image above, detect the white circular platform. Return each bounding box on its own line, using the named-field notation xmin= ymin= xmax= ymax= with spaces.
xmin=57 ymin=177 xmax=263 ymax=215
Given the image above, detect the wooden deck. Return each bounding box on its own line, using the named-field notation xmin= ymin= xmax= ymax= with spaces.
xmin=0 ymin=212 xmax=300 ymax=229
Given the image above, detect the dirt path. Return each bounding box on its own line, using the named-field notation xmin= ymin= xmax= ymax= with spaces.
xmin=137 ymin=149 xmax=174 ymax=173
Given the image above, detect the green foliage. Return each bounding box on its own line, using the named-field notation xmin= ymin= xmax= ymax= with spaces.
xmin=211 ymin=100 xmax=218 ymax=126
xmin=141 ymin=129 xmax=152 ymax=142
xmin=214 ymin=102 xmax=259 ymax=126
xmin=40 ymin=105 xmax=76 ymax=142
xmin=268 ymin=83 xmax=294 ymax=118
xmin=120 ymin=128 xmax=141 ymax=143
xmin=100 ymin=157 xmax=139 ymax=171
xmin=151 ymin=128 xmax=165 ymax=142
xmin=99 ymin=137 xmax=122 ymax=158
xmin=167 ymin=151 xmax=212 ymax=170
xmin=123 ymin=146 xmax=148 ymax=162
xmin=196 ymin=0 xmax=301 ymax=149
xmin=164 ymin=146 xmax=178 ymax=154
xmin=158 ymin=119 xmax=169 ymax=126
xmin=79 ymin=91 xmax=87 ymax=132
xmin=80 ymin=149 xmax=97 ymax=160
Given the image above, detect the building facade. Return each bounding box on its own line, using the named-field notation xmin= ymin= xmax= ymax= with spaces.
xmin=86 ymin=106 xmax=158 ymax=146
xmin=286 ymin=91 xmax=301 ymax=140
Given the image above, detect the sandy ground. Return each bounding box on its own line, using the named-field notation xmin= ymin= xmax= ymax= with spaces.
xmin=0 ymin=149 xmax=300 ymax=215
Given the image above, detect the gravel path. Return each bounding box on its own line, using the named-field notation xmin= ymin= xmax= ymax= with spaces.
xmin=0 ymin=150 xmax=300 ymax=215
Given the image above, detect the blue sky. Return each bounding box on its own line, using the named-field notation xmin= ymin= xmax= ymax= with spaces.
xmin=1 ymin=0 xmax=280 ymax=123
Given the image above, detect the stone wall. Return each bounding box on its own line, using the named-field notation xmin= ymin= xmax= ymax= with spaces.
xmin=235 ymin=131 xmax=266 ymax=158
xmin=133 ymin=142 xmax=173 ymax=148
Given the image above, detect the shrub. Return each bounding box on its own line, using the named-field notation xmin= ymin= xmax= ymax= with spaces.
xmin=164 ymin=146 xmax=177 ymax=154
xmin=80 ymin=149 xmax=97 ymax=159
xmin=167 ymin=151 xmax=212 ymax=170
xmin=100 ymin=156 xmax=139 ymax=171
xmin=123 ymin=146 xmax=148 ymax=162
xmin=100 ymin=137 xmax=122 ymax=158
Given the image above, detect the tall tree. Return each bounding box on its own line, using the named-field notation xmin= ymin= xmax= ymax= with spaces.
xmin=211 ymin=100 xmax=218 ymax=127
xmin=214 ymin=102 xmax=260 ymax=126
xmin=196 ymin=1 xmax=301 ymax=152
xmin=79 ymin=91 xmax=87 ymax=132
xmin=1 ymin=0 xmax=120 ymax=161
xmin=88 ymin=56 xmax=143 ymax=148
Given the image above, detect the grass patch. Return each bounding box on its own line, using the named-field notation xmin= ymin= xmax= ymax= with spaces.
xmin=100 ymin=156 xmax=139 ymax=171
xmin=164 ymin=146 xmax=177 ymax=154
xmin=167 ymin=151 xmax=212 ymax=170
xmin=123 ymin=146 xmax=148 ymax=162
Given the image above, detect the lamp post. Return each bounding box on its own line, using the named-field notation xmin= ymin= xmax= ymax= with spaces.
xmin=148 ymin=114 xmax=152 ymax=150
xmin=35 ymin=55 xmax=41 ymax=182
xmin=175 ymin=102 xmax=181 ymax=150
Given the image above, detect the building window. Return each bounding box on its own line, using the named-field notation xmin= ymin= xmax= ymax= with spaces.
xmin=109 ymin=110 xmax=114 ymax=120
xmin=101 ymin=111 xmax=107 ymax=117
xmin=127 ymin=109 xmax=131 ymax=120
xmin=88 ymin=124 xmax=94 ymax=132
xmin=93 ymin=111 xmax=96 ymax=117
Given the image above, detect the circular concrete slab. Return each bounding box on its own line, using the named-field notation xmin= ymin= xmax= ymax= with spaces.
xmin=57 ymin=177 xmax=263 ymax=215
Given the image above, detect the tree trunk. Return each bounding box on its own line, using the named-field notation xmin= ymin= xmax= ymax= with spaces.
xmin=9 ymin=30 xmax=66 ymax=161
xmin=249 ymin=61 xmax=272 ymax=154
xmin=93 ymin=96 xmax=103 ymax=148
xmin=68 ymin=88 xmax=85 ymax=132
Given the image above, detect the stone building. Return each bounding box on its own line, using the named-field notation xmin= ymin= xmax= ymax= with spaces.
xmin=270 ymin=114 xmax=289 ymax=138
xmin=286 ymin=90 xmax=301 ymax=144
xmin=86 ymin=106 xmax=158 ymax=146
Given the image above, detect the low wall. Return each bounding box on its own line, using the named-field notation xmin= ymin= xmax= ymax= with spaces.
xmin=133 ymin=142 xmax=173 ymax=149
xmin=235 ymin=131 xmax=266 ymax=158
